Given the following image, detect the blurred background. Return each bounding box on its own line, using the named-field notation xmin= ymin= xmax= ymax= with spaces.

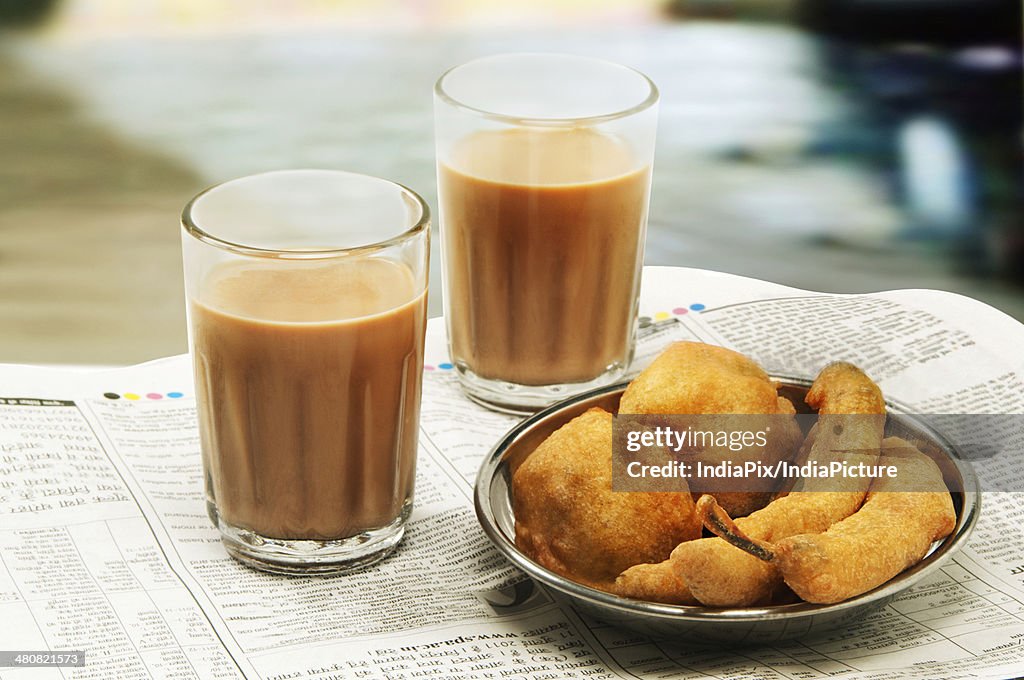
xmin=1 ymin=0 xmax=1021 ymax=364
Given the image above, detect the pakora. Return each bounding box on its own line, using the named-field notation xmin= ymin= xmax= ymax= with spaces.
xmin=512 ymin=407 xmax=701 ymax=592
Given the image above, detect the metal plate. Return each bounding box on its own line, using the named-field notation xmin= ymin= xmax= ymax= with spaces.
xmin=474 ymin=379 xmax=980 ymax=645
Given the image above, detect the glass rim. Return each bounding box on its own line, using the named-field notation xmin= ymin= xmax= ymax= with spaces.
xmin=181 ymin=169 xmax=430 ymax=260
xmin=434 ymin=52 xmax=659 ymax=127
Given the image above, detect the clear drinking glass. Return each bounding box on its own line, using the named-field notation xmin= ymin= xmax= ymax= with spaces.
xmin=181 ymin=170 xmax=429 ymax=574
xmin=434 ymin=53 xmax=658 ymax=412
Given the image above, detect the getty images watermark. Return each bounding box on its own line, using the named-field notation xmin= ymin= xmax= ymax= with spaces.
xmin=620 ymin=422 xmax=898 ymax=480
xmin=609 ymin=413 xmax=994 ymax=494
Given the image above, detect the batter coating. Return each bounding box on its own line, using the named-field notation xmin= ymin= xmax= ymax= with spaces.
xmin=512 ymin=408 xmax=701 ymax=592
xmin=698 ymin=437 xmax=956 ymax=604
xmin=619 ymin=341 xmax=803 ymax=517
xmin=617 ymin=362 xmax=886 ymax=606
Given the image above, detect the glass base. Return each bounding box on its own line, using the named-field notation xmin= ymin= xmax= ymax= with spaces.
xmin=454 ymin=361 xmax=628 ymax=414
xmin=211 ymin=500 xmax=411 ymax=575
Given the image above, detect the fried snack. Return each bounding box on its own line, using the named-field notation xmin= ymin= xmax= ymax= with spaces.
xmin=621 ymin=342 xmax=791 ymax=415
xmin=616 ymin=362 xmax=886 ymax=606
xmin=698 ymin=437 xmax=956 ymax=604
xmin=512 ymin=407 xmax=701 ymax=592
xmin=619 ymin=341 xmax=803 ymax=517
xmin=613 ymin=554 xmax=696 ymax=605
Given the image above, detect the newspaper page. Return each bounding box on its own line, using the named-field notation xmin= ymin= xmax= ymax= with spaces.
xmin=0 ymin=265 xmax=1022 ymax=680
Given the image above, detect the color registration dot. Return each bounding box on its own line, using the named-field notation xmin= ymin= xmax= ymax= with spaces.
xmin=689 ymin=303 xmax=706 ymax=312
xmin=103 ymin=392 xmax=120 ymax=400
xmin=672 ymin=307 xmax=689 ymax=315
xmin=654 ymin=311 xmax=670 ymax=321
xmin=123 ymin=393 xmax=141 ymax=401
xmin=424 ymin=365 xmax=435 ymax=371
xmin=438 ymin=363 xmax=454 ymax=370
xmin=167 ymin=392 xmax=183 ymax=398
xmin=146 ymin=393 xmax=163 ymax=400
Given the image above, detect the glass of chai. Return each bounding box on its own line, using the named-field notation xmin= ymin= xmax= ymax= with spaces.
xmin=181 ymin=170 xmax=429 ymax=574
xmin=434 ymin=53 xmax=658 ymax=412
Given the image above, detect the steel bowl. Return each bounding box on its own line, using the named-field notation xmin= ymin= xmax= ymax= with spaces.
xmin=474 ymin=379 xmax=980 ymax=644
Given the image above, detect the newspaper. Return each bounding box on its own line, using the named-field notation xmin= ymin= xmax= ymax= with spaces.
xmin=1 ymin=265 xmax=1023 ymax=680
